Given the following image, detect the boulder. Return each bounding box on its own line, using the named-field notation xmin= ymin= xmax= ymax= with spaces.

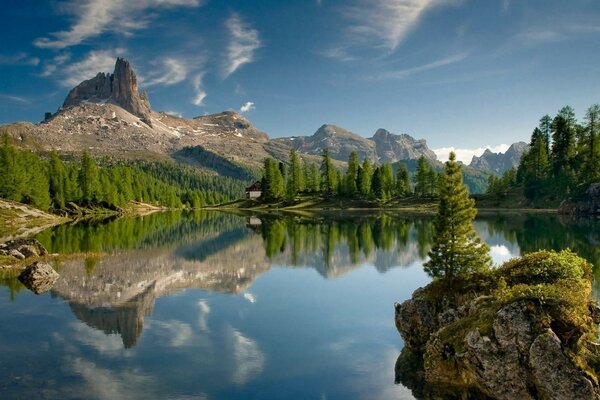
xmin=1 ymin=238 xmax=48 ymax=259
xmin=18 ymin=262 xmax=59 ymax=294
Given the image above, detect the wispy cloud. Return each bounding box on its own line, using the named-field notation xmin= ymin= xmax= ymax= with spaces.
xmin=224 ymin=13 xmax=261 ymax=78
xmin=58 ymin=48 xmax=127 ymax=87
xmin=0 ymin=52 xmax=40 ymax=66
xmin=192 ymin=73 xmax=207 ymax=106
xmin=434 ymin=144 xmax=510 ymax=164
xmin=334 ymin=0 xmax=460 ymax=56
xmin=240 ymin=101 xmax=255 ymax=113
xmin=34 ymin=0 xmax=203 ymax=49
xmin=369 ymin=52 xmax=469 ymax=80
xmin=143 ymin=58 xmax=189 ymax=87
xmin=0 ymin=94 xmax=30 ymax=104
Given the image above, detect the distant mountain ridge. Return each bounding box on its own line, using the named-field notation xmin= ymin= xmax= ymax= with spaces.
xmin=273 ymin=124 xmax=438 ymax=164
xmin=469 ymin=142 xmax=529 ymax=174
xmin=0 ymin=57 xmax=523 ymax=191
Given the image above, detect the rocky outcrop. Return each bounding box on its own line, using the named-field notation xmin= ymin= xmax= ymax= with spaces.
xmin=18 ymin=262 xmax=59 ymax=294
xmin=559 ymin=183 xmax=600 ymax=216
xmin=62 ymin=58 xmax=152 ymax=123
xmin=469 ymin=142 xmax=528 ymax=174
xmin=395 ymin=250 xmax=600 ymax=400
xmin=0 ymin=238 xmax=48 ymax=260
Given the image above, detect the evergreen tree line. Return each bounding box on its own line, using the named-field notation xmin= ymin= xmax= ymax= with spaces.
xmin=0 ymin=135 xmax=244 ymax=211
xmin=260 ymin=149 xmax=439 ymax=202
xmin=509 ymin=104 xmax=600 ymax=200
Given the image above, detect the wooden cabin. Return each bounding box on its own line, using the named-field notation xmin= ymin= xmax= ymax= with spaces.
xmin=245 ymin=181 xmax=262 ymax=199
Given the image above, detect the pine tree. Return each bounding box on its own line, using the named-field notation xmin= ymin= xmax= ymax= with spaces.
xmin=396 ymin=163 xmax=410 ymax=196
xmin=78 ymin=151 xmax=100 ymax=204
xmin=358 ymin=158 xmax=372 ymax=197
xmin=320 ymin=148 xmax=337 ymax=196
xmin=424 ymin=152 xmax=491 ymax=281
xmin=415 ymin=156 xmax=431 ymax=196
xmin=583 ymin=104 xmax=600 ymax=183
xmin=344 ymin=151 xmax=359 ymax=196
xmin=287 ymin=149 xmax=303 ymax=199
xmin=48 ymin=150 xmax=67 ymax=209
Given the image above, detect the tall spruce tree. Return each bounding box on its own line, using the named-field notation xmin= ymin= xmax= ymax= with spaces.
xmin=415 ymin=156 xmax=431 ymax=196
xmin=78 ymin=151 xmax=100 ymax=204
xmin=320 ymin=148 xmax=337 ymax=196
xmin=396 ymin=163 xmax=410 ymax=196
xmin=287 ymin=149 xmax=303 ymax=199
xmin=424 ymin=152 xmax=491 ymax=281
xmin=345 ymin=151 xmax=359 ymax=195
xmin=584 ymin=104 xmax=600 ymax=183
xmin=358 ymin=158 xmax=373 ymax=197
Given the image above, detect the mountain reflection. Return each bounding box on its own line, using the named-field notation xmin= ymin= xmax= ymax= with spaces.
xmin=1 ymin=211 xmax=598 ymax=349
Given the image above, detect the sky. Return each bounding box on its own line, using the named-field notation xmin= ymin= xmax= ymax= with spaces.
xmin=1 ymin=0 xmax=600 ymax=163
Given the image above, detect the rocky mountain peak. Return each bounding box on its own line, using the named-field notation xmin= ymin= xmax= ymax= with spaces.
xmin=369 ymin=128 xmax=437 ymax=163
xmin=469 ymin=141 xmax=528 ymax=174
xmin=62 ymin=58 xmax=152 ymax=124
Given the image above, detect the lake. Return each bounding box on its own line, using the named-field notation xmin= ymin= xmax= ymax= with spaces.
xmin=0 ymin=211 xmax=598 ymax=399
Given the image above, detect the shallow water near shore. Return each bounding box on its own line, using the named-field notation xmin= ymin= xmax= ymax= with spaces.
xmin=0 ymin=211 xmax=598 ymax=399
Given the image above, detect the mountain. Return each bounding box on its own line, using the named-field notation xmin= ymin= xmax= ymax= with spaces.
xmin=62 ymin=58 xmax=152 ymax=123
xmin=273 ymin=124 xmax=377 ymax=161
xmin=2 ymin=58 xmax=274 ymax=178
xmin=469 ymin=142 xmax=529 ymax=174
xmin=0 ymin=57 xmax=512 ymax=191
xmin=273 ymin=125 xmax=438 ymax=164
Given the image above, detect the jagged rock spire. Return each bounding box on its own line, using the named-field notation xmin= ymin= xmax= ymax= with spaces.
xmin=62 ymin=58 xmax=152 ymax=123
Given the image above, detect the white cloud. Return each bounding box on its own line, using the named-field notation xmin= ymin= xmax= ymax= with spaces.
xmin=0 ymin=94 xmax=30 ymax=104
xmin=229 ymin=328 xmax=265 ymax=385
xmin=34 ymin=0 xmax=202 ymax=49
xmin=224 ymin=13 xmax=261 ymax=78
xmin=433 ymin=144 xmax=510 ymax=164
xmin=192 ymin=73 xmax=207 ymax=106
xmin=240 ymin=101 xmax=255 ymax=113
xmin=197 ymin=299 xmax=210 ymax=332
xmin=143 ymin=58 xmax=189 ymax=87
xmin=59 ymin=48 xmax=126 ymax=87
xmin=242 ymin=292 xmax=256 ymax=303
xmin=40 ymin=53 xmax=72 ymax=77
xmin=0 ymin=52 xmax=40 ymax=66
xmin=151 ymin=320 xmax=194 ymax=347
xmin=70 ymin=357 xmax=154 ymax=400
xmin=339 ymin=0 xmax=460 ymax=52
xmin=370 ymin=52 xmax=469 ymax=80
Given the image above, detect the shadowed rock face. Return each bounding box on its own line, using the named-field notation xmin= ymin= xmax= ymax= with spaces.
xmin=62 ymin=58 xmax=152 ymax=123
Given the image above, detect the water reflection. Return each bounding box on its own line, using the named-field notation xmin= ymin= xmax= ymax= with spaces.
xmin=0 ymin=211 xmax=598 ymax=399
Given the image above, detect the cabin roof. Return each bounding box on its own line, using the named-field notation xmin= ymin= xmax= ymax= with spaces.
xmin=245 ymin=181 xmax=262 ymax=191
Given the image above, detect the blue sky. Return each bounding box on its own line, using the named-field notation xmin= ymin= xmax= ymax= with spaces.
xmin=1 ymin=0 xmax=600 ymax=161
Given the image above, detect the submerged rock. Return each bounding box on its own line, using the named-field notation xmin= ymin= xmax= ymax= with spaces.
xmin=395 ymin=250 xmax=600 ymax=400
xmin=18 ymin=262 xmax=59 ymax=295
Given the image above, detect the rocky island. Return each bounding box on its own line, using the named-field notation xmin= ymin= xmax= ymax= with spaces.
xmin=395 ymin=250 xmax=600 ymax=400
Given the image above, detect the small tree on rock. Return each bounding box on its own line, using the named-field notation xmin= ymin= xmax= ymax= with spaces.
xmin=424 ymin=152 xmax=491 ymax=281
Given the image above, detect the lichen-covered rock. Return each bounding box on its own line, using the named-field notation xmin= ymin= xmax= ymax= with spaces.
xmin=18 ymin=262 xmax=59 ymax=295
xmin=395 ymin=250 xmax=600 ymax=400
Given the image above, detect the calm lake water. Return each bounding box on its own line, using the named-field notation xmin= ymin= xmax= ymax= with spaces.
xmin=0 ymin=211 xmax=598 ymax=399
